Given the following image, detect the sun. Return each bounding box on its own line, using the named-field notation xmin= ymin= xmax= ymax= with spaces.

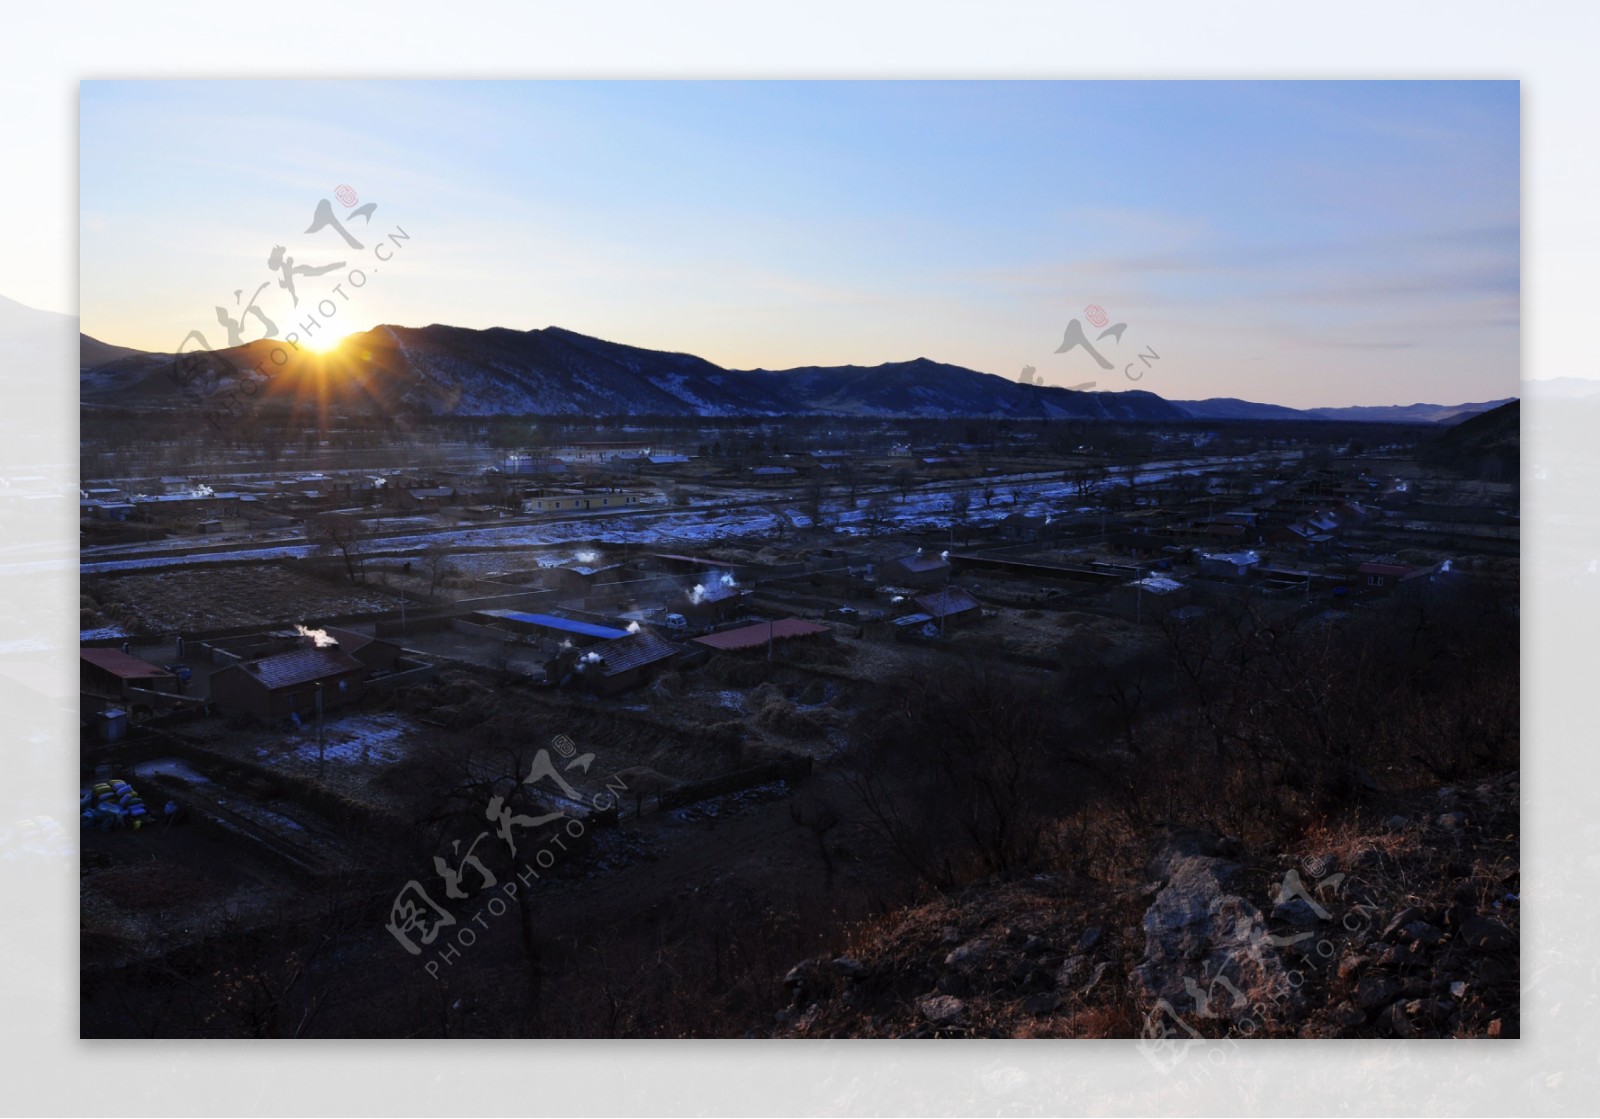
xmin=306 ymin=328 xmax=353 ymax=354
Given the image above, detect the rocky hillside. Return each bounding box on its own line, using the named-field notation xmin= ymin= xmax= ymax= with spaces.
xmin=768 ymin=771 xmax=1519 ymax=1040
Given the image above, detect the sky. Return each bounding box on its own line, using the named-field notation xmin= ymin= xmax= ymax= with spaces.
xmin=79 ymin=80 xmax=1519 ymax=409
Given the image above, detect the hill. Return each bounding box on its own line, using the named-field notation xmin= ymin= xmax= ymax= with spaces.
xmin=77 ymin=319 xmax=1512 ymax=424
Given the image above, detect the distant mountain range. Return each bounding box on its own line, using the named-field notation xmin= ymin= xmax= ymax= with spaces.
xmin=78 ymin=319 xmax=1513 ymax=424
xmin=1174 ymin=396 xmax=1518 ymax=424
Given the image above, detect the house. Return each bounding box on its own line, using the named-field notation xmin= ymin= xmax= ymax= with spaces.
xmin=912 ymin=586 xmax=982 ymax=626
xmin=522 ymin=491 xmax=648 ymax=514
xmin=1267 ymin=523 xmax=1334 ymax=553
xmin=503 ymin=454 xmax=568 ymax=477
xmin=407 ymin=486 xmax=457 ymax=508
xmin=553 ymin=440 xmax=654 ymax=464
xmin=998 ymin=512 xmax=1049 ymax=543
xmin=1114 ymin=574 xmax=1191 ymax=618
xmin=670 ymin=580 xmax=746 ymax=625
xmin=879 ymin=552 xmax=951 ymax=589
xmin=1196 ymin=550 xmax=1262 ymax=579
xmin=693 ymin=618 xmax=832 ymax=653
xmin=565 ymin=632 xmax=680 ymax=696
xmin=473 ymin=610 xmax=630 ymax=646
xmin=208 ymin=646 xmax=368 ymax=721
xmin=1357 ymin=561 xmax=1416 ymax=590
xmin=81 ymin=647 xmax=178 ymax=707
xmin=322 ymin=627 xmax=404 ymax=673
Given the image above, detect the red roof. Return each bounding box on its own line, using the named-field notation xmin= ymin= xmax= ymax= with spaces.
xmin=693 ymin=619 xmax=832 ymax=651
xmin=80 ymin=647 xmax=175 ymax=681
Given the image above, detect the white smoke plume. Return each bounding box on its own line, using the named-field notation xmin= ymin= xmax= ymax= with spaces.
xmin=295 ymin=624 xmax=337 ymax=648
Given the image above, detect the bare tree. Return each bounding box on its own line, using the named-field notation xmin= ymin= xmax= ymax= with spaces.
xmin=306 ymin=511 xmax=368 ymax=583
xmin=863 ymin=493 xmax=892 ymax=537
xmin=947 ymin=487 xmax=972 ymax=544
xmin=802 ymin=475 xmax=829 ymax=532
xmin=893 ymin=466 xmax=916 ymax=504
xmin=421 ymin=540 xmax=454 ymax=599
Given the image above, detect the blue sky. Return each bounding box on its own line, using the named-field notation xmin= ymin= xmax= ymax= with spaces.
xmin=80 ymin=80 xmax=1518 ymax=407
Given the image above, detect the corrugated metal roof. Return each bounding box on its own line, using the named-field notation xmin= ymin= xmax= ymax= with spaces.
xmin=584 ymin=632 xmax=680 ymax=676
xmin=80 ymin=648 xmax=175 ymax=681
xmin=479 ymin=611 xmax=629 ymax=641
xmin=234 ymin=646 xmax=365 ymax=690
xmin=693 ymin=619 xmax=831 ymax=651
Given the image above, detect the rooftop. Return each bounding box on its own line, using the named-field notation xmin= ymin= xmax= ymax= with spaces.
xmin=80 ymin=647 xmax=175 ymax=681
xmin=890 ymin=553 xmax=951 ymax=573
xmin=914 ymin=587 xmax=981 ymax=618
xmin=693 ymin=618 xmax=832 ymax=651
xmin=478 ymin=611 xmax=630 ymax=641
xmin=233 ymin=646 xmax=366 ymax=690
xmin=582 ymin=632 xmax=680 ymax=676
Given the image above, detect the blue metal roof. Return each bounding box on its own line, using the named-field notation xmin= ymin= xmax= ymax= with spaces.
xmin=483 ymin=611 xmax=629 ymax=641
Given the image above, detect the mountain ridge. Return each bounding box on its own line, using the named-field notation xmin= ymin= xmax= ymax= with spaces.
xmin=77 ymin=322 xmax=1513 ymax=424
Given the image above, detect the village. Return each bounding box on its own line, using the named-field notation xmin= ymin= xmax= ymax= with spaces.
xmin=75 ymin=415 xmax=1519 ymax=1036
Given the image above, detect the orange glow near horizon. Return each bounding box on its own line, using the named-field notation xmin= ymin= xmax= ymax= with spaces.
xmin=304 ymin=327 xmax=354 ymax=354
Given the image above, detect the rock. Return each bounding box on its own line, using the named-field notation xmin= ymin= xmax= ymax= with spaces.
xmin=782 ymin=961 xmax=819 ymax=989
xmin=1273 ymin=896 xmax=1326 ymax=927
xmin=1450 ymin=980 xmax=1468 ymax=999
xmin=1332 ymin=1003 xmax=1366 ymax=1028
xmin=1077 ymin=926 xmax=1103 ymax=952
xmin=830 ymin=956 xmax=869 ymax=979
xmin=936 ymin=972 xmax=970 ymax=997
xmin=1375 ymin=942 xmax=1420 ymax=969
xmin=1487 ymin=1018 xmax=1503 ymax=1038
xmin=1337 ymin=953 xmax=1368 ymax=981
xmin=1022 ymin=993 xmax=1059 ymax=1016
xmin=1459 ymin=916 xmax=1516 ymax=953
xmin=1386 ymin=1001 xmax=1416 ymax=1038
xmin=1401 ymin=921 xmax=1446 ymax=947
xmin=1081 ymin=960 xmax=1111 ymax=996
xmin=1406 ymin=997 xmax=1454 ymax=1023
xmin=1438 ymin=812 xmax=1468 ymax=830
xmin=1057 ymin=955 xmax=1088 ymax=987
xmin=916 ymin=994 xmax=966 ymax=1024
xmin=1382 ymin=906 xmax=1427 ymax=941
xmin=1022 ymin=935 xmax=1047 ymax=955
xmin=940 ymin=926 xmax=963 ymax=945
xmin=944 ymin=938 xmax=992 ymax=967
xmin=1356 ymin=975 xmax=1402 ymax=1011
xmin=1216 ymin=835 xmax=1246 ymax=857
xmin=1476 ymin=957 xmax=1516 ymax=985
xmin=1130 ymin=836 xmax=1301 ymax=1025
xmin=1384 ymin=815 xmax=1410 ymax=831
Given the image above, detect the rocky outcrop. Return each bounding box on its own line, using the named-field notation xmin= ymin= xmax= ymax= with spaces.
xmin=1130 ymin=829 xmax=1302 ymax=1029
